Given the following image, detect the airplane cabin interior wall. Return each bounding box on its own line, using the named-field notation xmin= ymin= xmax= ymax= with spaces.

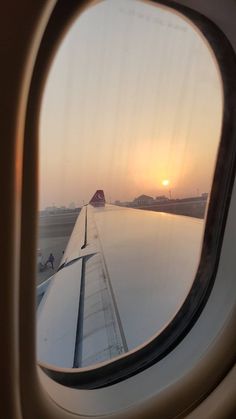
xmin=0 ymin=1 xmax=235 ymax=418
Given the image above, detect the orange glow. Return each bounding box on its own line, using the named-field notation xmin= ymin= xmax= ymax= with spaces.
xmin=39 ymin=0 xmax=222 ymax=209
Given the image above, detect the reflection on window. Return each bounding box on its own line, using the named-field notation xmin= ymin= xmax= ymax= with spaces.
xmin=37 ymin=0 xmax=222 ymax=368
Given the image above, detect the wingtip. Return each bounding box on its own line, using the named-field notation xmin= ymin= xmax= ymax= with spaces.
xmin=89 ymin=190 xmax=106 ymax=207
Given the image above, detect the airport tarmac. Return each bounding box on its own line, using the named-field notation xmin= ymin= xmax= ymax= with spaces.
xmin=37 ymin=211 xmax=80 ymax=284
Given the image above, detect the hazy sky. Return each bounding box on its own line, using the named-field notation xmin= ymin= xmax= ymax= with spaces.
xmin=39 ymin=0 xmax=222 ymax=209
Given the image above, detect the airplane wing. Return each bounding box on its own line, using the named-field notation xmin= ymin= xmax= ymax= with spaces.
xmin=37 ymin=191 xmax=204 ymax=368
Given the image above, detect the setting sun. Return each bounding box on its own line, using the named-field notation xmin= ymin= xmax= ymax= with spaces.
xmin=162 ymin=179 xmax=170 ymax=187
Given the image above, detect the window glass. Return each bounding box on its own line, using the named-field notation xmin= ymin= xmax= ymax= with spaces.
xmin=37 ymin=0 xmax=222 ymax=368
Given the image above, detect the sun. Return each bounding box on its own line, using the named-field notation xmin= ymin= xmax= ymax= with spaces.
xmin=162 ymin=179 xmax=170 ymax=187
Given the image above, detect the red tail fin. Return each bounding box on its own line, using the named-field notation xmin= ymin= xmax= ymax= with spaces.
xmin=89 ymin=190 xmax=106 ymax=207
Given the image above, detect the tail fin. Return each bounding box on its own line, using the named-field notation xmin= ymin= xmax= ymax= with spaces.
xmin=89 ymin=190 xmax=106 ymax=207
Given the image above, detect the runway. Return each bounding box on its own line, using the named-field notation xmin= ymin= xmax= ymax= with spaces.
xmin=37 ymin=211 xmax=79 ymax=284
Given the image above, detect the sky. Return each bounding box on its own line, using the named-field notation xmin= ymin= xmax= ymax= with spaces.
xmin=39 ymin=0 xmax=223 ymax=209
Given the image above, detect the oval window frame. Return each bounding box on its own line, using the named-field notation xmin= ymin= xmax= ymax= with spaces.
xmin=24 ymin=0 xmax=236 ymax=390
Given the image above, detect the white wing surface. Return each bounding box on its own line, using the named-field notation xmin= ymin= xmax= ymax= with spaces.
xmin=37 ymin=196 xmax=203 ymax=368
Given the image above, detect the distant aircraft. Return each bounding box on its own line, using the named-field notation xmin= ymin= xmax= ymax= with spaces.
xmin=89 ymin=189 xmax=106 ymax=207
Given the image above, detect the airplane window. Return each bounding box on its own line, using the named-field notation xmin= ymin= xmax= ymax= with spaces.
xmin=36 ymin=0 xmax=222 ymax=379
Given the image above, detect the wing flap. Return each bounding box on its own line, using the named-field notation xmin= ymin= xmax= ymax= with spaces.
xmin=80 ymin=253 xmax=127 ymax=367
xmin=37 ymin=259 xmax=82 ymax=367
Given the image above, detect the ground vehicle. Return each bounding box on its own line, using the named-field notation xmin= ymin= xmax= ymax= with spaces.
xmin=1 ymin=1 xmax=236 ymax=418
